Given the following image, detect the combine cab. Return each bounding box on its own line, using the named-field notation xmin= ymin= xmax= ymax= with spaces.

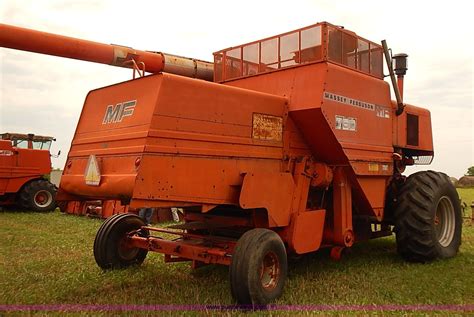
xmin=0 ymin=133 xmax=57 ymax=211
xmin=0 ymin=21 xmax=462 ymax=304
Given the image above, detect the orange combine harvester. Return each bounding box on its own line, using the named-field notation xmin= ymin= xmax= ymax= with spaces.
xmin=0 ymin=22 xmax=461 ymax=304
xmin=0 ymin=133 xmax=57 ymax=212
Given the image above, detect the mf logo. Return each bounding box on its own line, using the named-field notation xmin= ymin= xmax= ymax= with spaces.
xmin=102 ymin=100 xmax=137 ymax=124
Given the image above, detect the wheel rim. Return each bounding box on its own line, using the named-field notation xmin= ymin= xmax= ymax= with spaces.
xmin=259 ymin=251 xmax=280 ymax=291
xmin=33 ymin=190 xmax=53 ymax=207
xmin=117 ymin=236 xmax=139 ymax=260
xmin=434 ymin=196 xmax=455 ymax=247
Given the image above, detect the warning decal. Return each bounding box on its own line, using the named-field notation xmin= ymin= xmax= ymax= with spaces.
xmin=368 ymin=163 xmax=379 ymax=172
xmin=84 ymin=155 xmax=101 ymax=186
xmin=252 ymin=113 xmax=283 ymax=142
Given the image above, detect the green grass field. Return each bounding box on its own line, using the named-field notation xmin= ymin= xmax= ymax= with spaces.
xmin=1 ymin=189 xmax=473 ymax=314
xmin=458 ymin=187 xmax=474 ymax=219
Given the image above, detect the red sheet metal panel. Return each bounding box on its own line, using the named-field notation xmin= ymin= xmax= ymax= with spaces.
xmin=239 ymin=172 xmax=295 ymax=227
xmin=288 ymin=210 xmax=326 ymax=254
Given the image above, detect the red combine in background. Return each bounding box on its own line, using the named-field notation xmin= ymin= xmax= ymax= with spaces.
xmin=0 ymin=133 xmax=57 ymax=211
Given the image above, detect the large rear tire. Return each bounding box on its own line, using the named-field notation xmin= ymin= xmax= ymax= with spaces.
xmin=94 ymin=213 xmax=148 ymax=269
xmin=229 ymin=228 xmax=287 ymax=305
xmin=18 ymin=179 xmax=56 ymax=212
xmin=394 ymin=171 xmax=462 ymax=262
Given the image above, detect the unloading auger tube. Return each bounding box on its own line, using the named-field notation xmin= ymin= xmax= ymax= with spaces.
xmin=0 ymin=23 xmax=214 ymax=81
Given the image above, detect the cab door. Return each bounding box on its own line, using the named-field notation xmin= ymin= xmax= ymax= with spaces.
xmin=0 ymin=140 xmax=14 ymax=194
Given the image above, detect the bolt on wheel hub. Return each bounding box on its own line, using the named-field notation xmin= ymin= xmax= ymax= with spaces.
xmin=260 ymin=251 xmax=280 ymax=290
xmin=33 ymin=190 xmax=53 ymax=207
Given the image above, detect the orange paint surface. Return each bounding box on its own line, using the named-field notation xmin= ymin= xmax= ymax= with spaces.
xmin=1 ymin=21 xmax=434 ymax=258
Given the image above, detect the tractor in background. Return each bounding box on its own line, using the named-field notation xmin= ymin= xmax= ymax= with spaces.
xmin=0 ymin=133 xmax=57 ymax=211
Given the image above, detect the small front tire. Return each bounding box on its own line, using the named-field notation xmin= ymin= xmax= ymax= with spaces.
xmin=94 ymin=213 xmax=148 ymax=269
xmin=229 ymin=228 xmax=287 ymax=305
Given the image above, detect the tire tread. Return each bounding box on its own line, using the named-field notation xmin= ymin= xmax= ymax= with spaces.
xmin=394 ymin=170 xmax=461 ymax=262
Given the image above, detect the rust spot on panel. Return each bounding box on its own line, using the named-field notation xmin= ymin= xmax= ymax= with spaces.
xmin=252 ymin=113 xmax=283 ymax=142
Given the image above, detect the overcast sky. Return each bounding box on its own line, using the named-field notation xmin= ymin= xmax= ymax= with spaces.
xmin=0 ymin=0 xmax=472 ymax=178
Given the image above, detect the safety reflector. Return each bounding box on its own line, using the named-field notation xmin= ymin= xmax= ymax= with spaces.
xmin=85 ymin=155 xmax=101 ymax=186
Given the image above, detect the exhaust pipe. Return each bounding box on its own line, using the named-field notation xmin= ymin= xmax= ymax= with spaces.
xmin=382 ymin=40 xmax=405 ymax=116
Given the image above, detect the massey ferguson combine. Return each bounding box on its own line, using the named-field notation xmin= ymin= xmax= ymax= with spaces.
xmin=0 ymin=22 xmax=461 ymax=304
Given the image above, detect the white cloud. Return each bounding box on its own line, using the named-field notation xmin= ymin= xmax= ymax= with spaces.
xmin=0 ymin=0 xmax=472 ymax=177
